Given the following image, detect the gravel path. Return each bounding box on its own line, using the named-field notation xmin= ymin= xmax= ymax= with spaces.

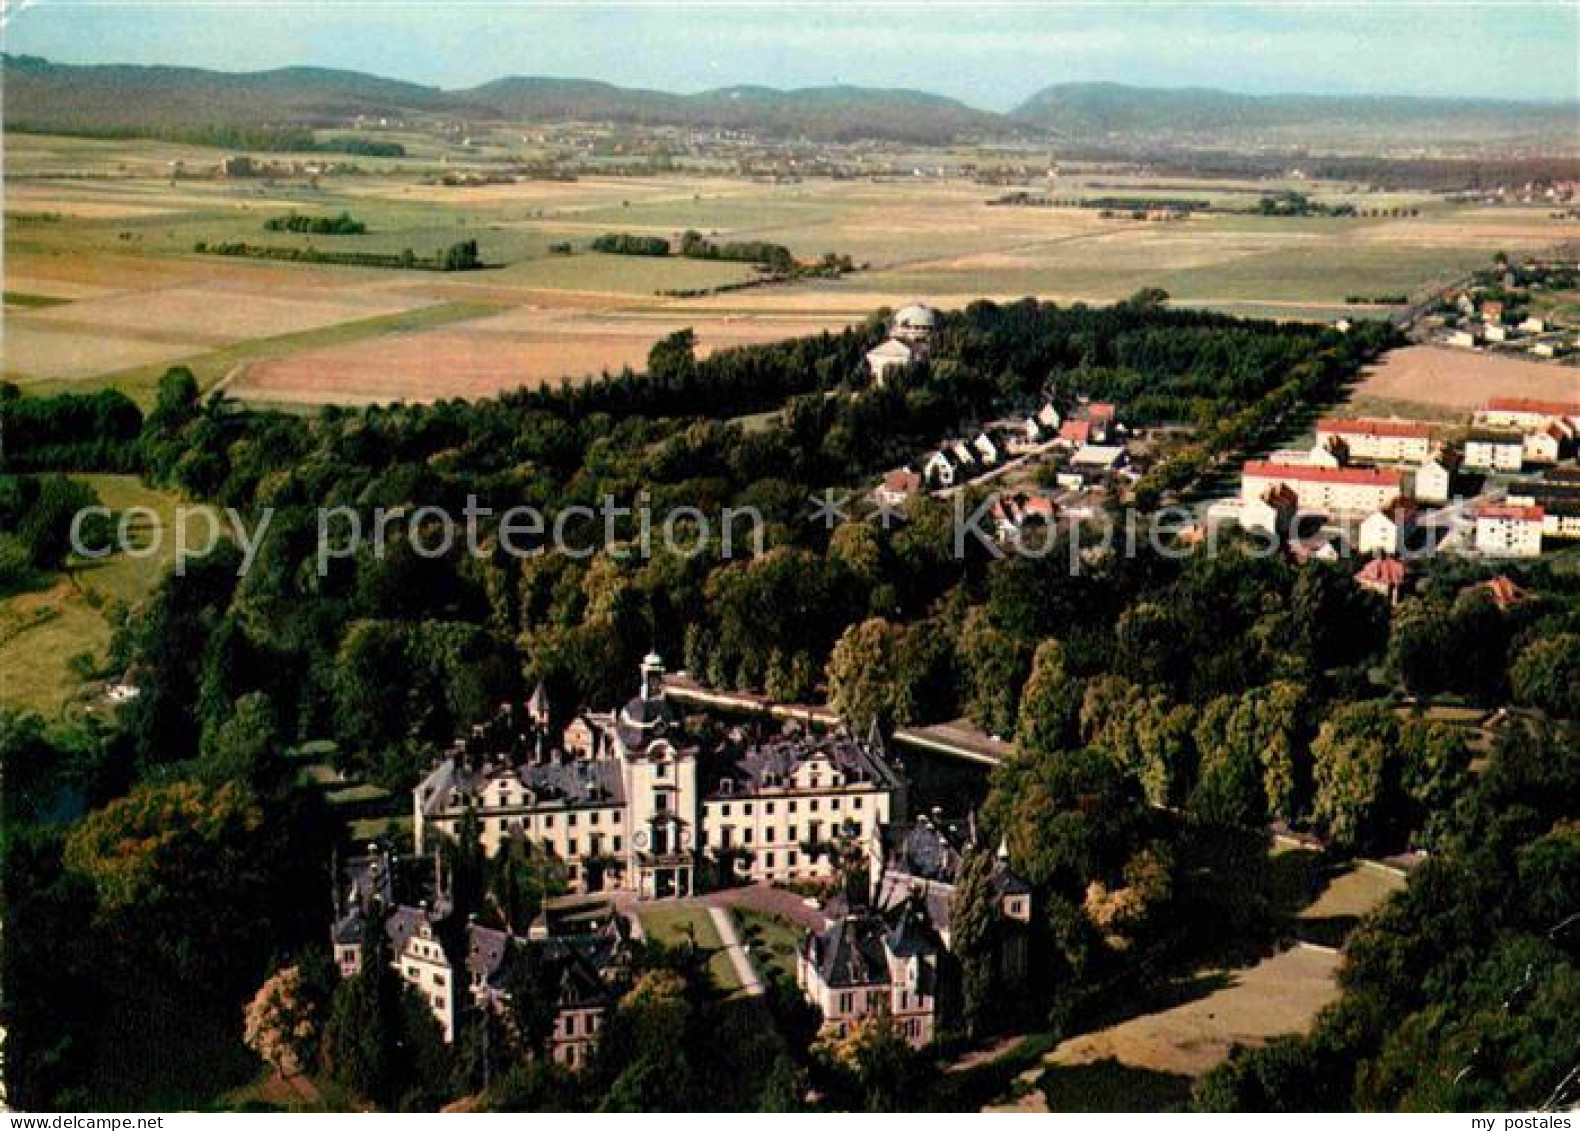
xmin=707 ymin=905 xmax=764 ymax=997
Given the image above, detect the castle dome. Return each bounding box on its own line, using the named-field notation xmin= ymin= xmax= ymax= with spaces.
xmin=893 ymin=303 xmax=938 ymax=332
xmin=616 ymin=653 xmax=677 ymax=755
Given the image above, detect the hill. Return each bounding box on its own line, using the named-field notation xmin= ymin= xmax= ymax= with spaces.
xmin=2 ymin=56 xmax=1005 ymax=145
xmin=4 ymin=56 xmax=1574 ymax=151
xmin=1011 ymin=81 xmax=1577 ymax=150
xmin=1 ymin=54 xmax=459 ymax=133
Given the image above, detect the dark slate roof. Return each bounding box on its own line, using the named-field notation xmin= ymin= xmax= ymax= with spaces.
xmin=804 ymin=898 xmax=942 ymax=990
xmin=710 ymin=728 xmax=901 ymax=799
xmin=468 ymin=924 xmax=511 ymax=982
xmin=883 ymin=819 xmax=962 ymax=882
xmin=805 ymin=915 xmax=892 ymax=989
xmin=418 ymin=751 xmax=625 ymax=816
xmin=615 ymin=692 xmax=679 ymax=755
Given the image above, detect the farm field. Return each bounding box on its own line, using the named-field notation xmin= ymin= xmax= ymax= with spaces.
xmin=5 ymin=131 xmax=1575 ymax=407
xmin=1347 ymin=344 xmax=1580 ymax=419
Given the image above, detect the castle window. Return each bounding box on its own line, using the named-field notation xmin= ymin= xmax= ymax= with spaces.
xmin=765 ymin=802 xmax=775 ymax=815
xmin=568 ymin=813 xmax=577 ymax=827
xmin=613 ymin=835 xmax=623 ymax=852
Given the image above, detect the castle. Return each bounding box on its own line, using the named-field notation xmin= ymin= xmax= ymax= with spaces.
xmin=413 ymin=654 xmax=906 ymax=899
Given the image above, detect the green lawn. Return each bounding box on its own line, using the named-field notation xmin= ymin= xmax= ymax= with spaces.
xmin=733 ymin=907 xmax=801 ymax=981
xmin=637 ymin=904 xmax=741 ymax=991
xmin=0 ymin=474 xmax=183 ymax=717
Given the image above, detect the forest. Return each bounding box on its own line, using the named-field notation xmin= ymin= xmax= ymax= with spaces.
xmin=2 ymin=298 xmax=1575 ymax=1111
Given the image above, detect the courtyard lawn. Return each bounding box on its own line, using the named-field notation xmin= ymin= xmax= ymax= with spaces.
xmin=637 ymin=904 xmax=741 ymax=992
xmin=733 ymin=907 xmax=801 ymax=981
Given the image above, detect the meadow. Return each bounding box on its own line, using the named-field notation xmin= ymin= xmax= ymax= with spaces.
xmin=4 ymin=130 xmax=1574 ymax=408
xmin=0 ymin=475 xmax=183 ymax=717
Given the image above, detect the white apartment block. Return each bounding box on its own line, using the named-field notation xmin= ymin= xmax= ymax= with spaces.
xmin=1240 ymin=461 xmax=1406 ymax=517
xmin=1474 ymin=505 xmax=1545 ymax=557
xmin=1315 ymin=417 xmax=1434 ymax=464
xmin=1463 ymin=431 xmax=1525 ymax=472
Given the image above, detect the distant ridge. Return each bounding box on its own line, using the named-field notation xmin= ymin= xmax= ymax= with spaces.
xmin=1010 ymin=81 xmax=1577 ymax=145
xmin=1 ymin=56 xmax=1004 ymax=144
xmin=3 ymin=55 xmax=1574 ymax=148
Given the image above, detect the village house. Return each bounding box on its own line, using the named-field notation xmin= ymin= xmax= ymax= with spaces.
xmin=1239 ymin=461 xmax=1406 ymax=518
xmin=1485 ymin=324 xmax=1510 ymax=344
xmin=1448 ymin=329 xmax=1481 ymax=350
xmin=1355 ymin=556 xmax=1409 ymax=603
xmin=1481 ymin=299 xmax=1505 ymax=324
xmin=864 ymin=338 xmax=915 ymax=383
xmin=1474 ymin=504 xmax=1545 ymax=558
xmin=1522 ymin=424 xmax=1565 ymax=465
xmin=921 ymin=449 xmax=960 ymax=489
xmin=1413 ymin=457 xmax=1453 ymax=504
xmin=874 ymin=468 xmax=922 ymax=508
xmin=1463 ymin=430 xmax=1525 ymax=472
xmin=413 ymin=655 xmax=906 ymax=899
xmin=988 ymin=491 xmax=1058 ymax=542
xmin=1237 ymin=484 xmax=1299 ymax=540
xmin=1315 ymin=417 xmax=1435 ymax=464
xmin=1069 ymin=443 xmax=1129 ymax=480
xmin=1057 ymin=419 xmax=1092 ymax=448
xmin=1085 ymin=402 xmax=1117 ymax=443
xmin=1359 ymin=501 xmax=1419 ymax=556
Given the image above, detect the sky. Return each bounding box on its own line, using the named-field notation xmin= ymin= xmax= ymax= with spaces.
xmin=4 ymin=1 xmax=1578 ymax=108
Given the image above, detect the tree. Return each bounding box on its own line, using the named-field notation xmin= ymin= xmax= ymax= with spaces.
xmin=491 ymin=835 xmax=567 ymax=933
xmin=321 ymin=922 xmax=408 ymax=1107
xmin=648 ymin=328 xmax=698 ymax=387
xmin=816 ymin=1012 xmax=927 ymax=1112
xmin=14 ymin=475 xmax=102 ymax=570
xmin=950 ymin=846 xmax=1000 ymax=1037
xmin=1510 ymin=633 xmax=1579 ymax=718
xmin=200 ymin=691 xmax=281 ymax=787
xmin=243 ymin=965 xmax=320 ymax=1077
xmin=1311 ymin=702 xmax=1400 ymax=852
xmin=1015 ymin=639 xmax=1083 ymax=757
xmin=827 ymin=618 xmax=910 ymax=732
xmin=593 ymin=969 xmax=695 ymax=1111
